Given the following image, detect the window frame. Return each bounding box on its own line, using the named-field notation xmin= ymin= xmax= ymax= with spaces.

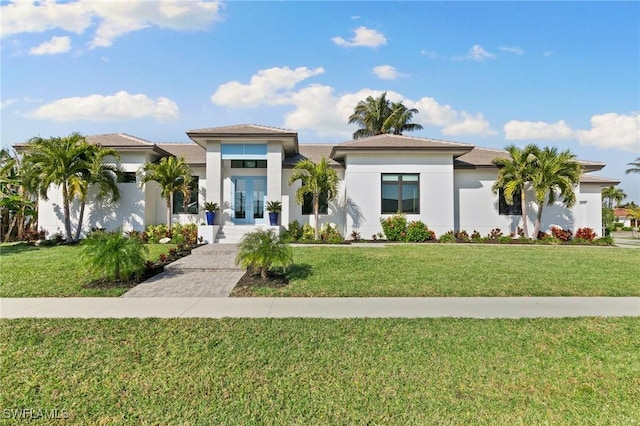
xmin=380 ymin=173 xmax=420 ymax=214
xmin=172 ymin=176 xmax=199 ymax=214
xmin=302 ymin=192 xmax=329 ymax=215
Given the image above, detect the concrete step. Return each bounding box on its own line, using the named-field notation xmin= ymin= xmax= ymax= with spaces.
xmin=214 ymin=225 xmax=279 ymax=244
xmin=164 ymin=254 xmax=241 ymax=272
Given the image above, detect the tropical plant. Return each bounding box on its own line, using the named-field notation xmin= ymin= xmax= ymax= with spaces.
xmin=601 ymin=186 xmax=627 ymax=209
xmin=70 ymin=144 xmax=122 ymax=241
xmin=235 ymin=228 xmax=293 ymax=280
xmin=203 ymin=202 xmax=219 ymax=212
xmin=21 ymin=133 xmax=96 ymax=242
xmin=266 ymin=200 xmax=282 ymax=213
xmin=348 ymin=92 xmax=423 ymax=139
xmin=626 ymin=157 xmax=640 ymax=174
xmin=529 ymin=146 xmax=582 ymax=238
xmin=0 ymin=148 xmax=37 ymax=242
xmin=138 ymin=156 xmax=192 ymax=233
xmin=492 ymin=144 xmax=538 ymax=239
xmin=288 ymin=158 xmax=339 ymax=240
xmin=380 ymin=214 xmax=407 ymax=241
xmin=81 ymin=231 xmax=148 ymax=281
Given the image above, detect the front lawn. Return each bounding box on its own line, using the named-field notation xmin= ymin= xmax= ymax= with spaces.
xmin=237 ymin=244 xmax=640 ymax=297
xmin=0 ymin=243 xmax=176 ymax=297
xmin=1 ymin=318 xmax=638 ymax=424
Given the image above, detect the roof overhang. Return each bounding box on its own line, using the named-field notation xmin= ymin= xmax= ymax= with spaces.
xmin=186 ymin=130 xmax=299 ymax=156
xmin=330 ymin=146 xmax=474 ymax=161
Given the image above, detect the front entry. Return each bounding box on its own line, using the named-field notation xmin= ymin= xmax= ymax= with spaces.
xmin=232 ymin=176 xmax=266 ymax=224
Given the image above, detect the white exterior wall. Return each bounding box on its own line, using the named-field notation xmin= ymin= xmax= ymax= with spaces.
xmin=455 ymin=168 xmax=603 ymax=237
xmin=343 ymin=152 xmax=455 ymax=238
xmin=282 ymin=168 xmax=347 ymax=236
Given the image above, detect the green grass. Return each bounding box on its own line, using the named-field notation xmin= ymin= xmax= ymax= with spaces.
xmin=0 ymin=243 xmax=176 ymax=297
xmin=1 ymin=318 xmax=638 ymax=424
xmin=241 ymin=244 xmax=640 ymax=297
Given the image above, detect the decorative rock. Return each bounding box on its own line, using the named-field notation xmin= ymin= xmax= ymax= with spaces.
xmin=159 ymin=237 xmax=171 ymax=244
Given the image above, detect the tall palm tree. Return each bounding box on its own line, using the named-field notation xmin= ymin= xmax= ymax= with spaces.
xmin=21 ymin=133 xmax=94 ymax=242
xmin=288 ymin=158 xmax=339 ymax=240
xmin=138 ymin=156 xmax=192 ymax=233
xmin=71 ymin=144 xmax=122 ymax=240
xmin=386 ymin=101 xmax=424 ymax=135
xmin=348 ymin=92 xmax=423 ymax=139
xmin=601 ymin=186 xmax=627 ymax=209
xmin=626 ymin=157 xmax=640 ymax=174
xmin=492 ymin=144 xmax=538 ymax=238
xmin=529 ymin=146 xmax=583 ymax=238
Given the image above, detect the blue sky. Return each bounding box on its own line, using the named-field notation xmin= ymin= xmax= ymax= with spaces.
xmin=1 ymin=1 xmax=639 ymax=202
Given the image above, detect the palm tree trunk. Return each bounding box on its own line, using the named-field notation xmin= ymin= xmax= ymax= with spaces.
xmin=62 ymin=182 xmax=73 ymax=242
xmin=75 ymin=199 xmax=86 ymax=241
xmin=533 ymin=203 xmax=544 ymax=239
xmin=3 ymin=214 xmax=18 ymax=243
xmin=520 ymin=187 xmax=529 ymax=238
xmin=166 ymin=196 xmax=172 ymax=233
xmin=313 ymin=194 xmax=320 ymax=240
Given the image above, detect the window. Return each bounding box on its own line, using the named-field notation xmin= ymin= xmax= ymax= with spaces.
xmin=498 ymin=188 xmax=523 ymax=215
xmin=302 ymin=192 xmax=328 ymax=215
xmin=230 ymin=160 xmax=267 ymax=168
xmin=381 ymin=174 xmax=419 ymax=214
xmin=172 ymin=176 xmax=199 ymax=214
xmin=118 ymin=172 xmax=136 ymax=183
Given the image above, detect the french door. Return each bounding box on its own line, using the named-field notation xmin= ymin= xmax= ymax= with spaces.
xmin=232 ymin=176 xmax=266 ymax=224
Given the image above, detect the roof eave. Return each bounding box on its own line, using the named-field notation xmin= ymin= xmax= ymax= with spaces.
xmin=330 ymin=146 xmax=474 ymax=161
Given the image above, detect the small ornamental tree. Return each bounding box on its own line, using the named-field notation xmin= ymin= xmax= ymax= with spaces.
xmin=235 ymin=228 xmax=293 ymax=280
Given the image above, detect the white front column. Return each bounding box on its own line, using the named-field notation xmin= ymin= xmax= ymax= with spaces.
xmin=267 ymin=141 xmax=282 ymax=203
xmin=206 ymin=140 xmax=222 ymax=206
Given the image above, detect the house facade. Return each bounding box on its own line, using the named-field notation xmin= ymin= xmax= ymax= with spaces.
xmin=27 ymin=124 xmax=619 ymax=241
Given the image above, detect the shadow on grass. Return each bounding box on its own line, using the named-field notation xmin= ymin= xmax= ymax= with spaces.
xmin=286 ymin=263 xmax=313 ymax=281
xmin=0 ymin=242 xmax=50 ymax=256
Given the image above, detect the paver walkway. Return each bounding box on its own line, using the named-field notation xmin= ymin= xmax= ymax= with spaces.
xmin=2 ymin=297 xmax=638 ymax=319
xmin=123 ymin=244 xmax=242 ymax=297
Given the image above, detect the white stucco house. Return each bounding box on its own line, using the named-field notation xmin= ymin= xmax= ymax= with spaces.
xmin=22 ymin=124 xmax=619 ymax=242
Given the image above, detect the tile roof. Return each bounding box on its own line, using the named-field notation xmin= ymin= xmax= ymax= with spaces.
xmin=187 ymin=124 xmax=297 ymax=135
xmin=283 ymin=144 xmax=340 ymax=167
xmin=331 ymin=134 xmax=475 ymax=160
xmin=579 ymin=174 xmax=620 ymax=185
xmin=86 ymin=133 xmax=154 ymax=147
xmin=156 ymin=143 xmax=205 ymax=165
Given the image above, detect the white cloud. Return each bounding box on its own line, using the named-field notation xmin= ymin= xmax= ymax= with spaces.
xmin=443 ymin=112 xmax=496 ymax=136
xmin=211 ymin=66 xmax=325 ymax=107
xmin=1 ymin=0 xmax=223 ymax=49
xmin=504 ymin=120 xmax=574 ymax=140
xmin=372 ymin=65 xmax=404 ymax=80
xmin=28 ymin=91 xmax=180 ymax=122
xmin=575 ymin=113 xmax=640 ymax=152
xmin=420 ymin=50 xmax=437 ymax=59
xmin=406 ymin=97 xmax=496 ymax=137
xmin=504 ymin=113 xmax=640 ymax=152
xmin=499 ymin=46 xmax=524 ymax=55
xmin=29 ymin=35 xmax=71 ymax=55
xmin=457 ymin=44 xmax=496 ymax=61
xmin=332 ymin=26 xmax=387 ymax=48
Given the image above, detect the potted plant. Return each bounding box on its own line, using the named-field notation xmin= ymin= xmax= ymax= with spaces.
xmin=266 ymin=200 xmax=282 ymax=226
xmin=203 ymin=202 xmax=219 ymax=225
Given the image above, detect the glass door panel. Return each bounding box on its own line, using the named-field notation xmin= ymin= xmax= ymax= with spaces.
xmin=253 ymin=178 xmax=265 ymax=219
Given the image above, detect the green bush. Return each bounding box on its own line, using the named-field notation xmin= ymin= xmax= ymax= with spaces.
xmin=285 ymin=220 xmax=303 ymax=241
xmin=621 ymin=226 xmax=633 ymax=231
xmin=498 ymin=236 xmax=513 ymax=244
xmin=320 ymin=223 xmax=343 ymax=243
xmin=439 ymin=232 xmax=456 ymax=244
xmin=593 ymin=236 xmax=614 ymax=246
xmin=301 ymin=223 xmax=315 ymax=241
xmin=82 ymin=232 xmax=148 ymax=281
xmin=406 ymin=221 xmax=434 ymax=242
xmin=235 ymin=229 xmax=293 ymax=280
xmin=145 ymin=224 xmax=169 ymax=243
xmin=380 ymin=214 xmax=407 ymax=241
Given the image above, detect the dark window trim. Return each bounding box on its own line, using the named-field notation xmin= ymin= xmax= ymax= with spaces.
xmin=498 ymin=188 xmax=523 ymax=216
xmin=117 ymin=172 xmax=137 ymax=183
xmin=230 ymin=159 xmax=267 ymax=169
xmin=381 ymin=173 xmax=420 ymax=214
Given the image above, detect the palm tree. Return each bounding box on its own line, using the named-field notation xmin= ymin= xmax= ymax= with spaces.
xmin=529 ymin=146 xmax=583 ymax=238
xmin=235 ymin=228 xmax=293 ymax=280
xmin=138 ymin=156 xmax=192 ymax=233
xmin=348 ymin=92 xmax=423 ymax=139
xmin=626 ymin=157 xmax=640 ymax=174
xmin=72 ymin=145 xmax=122 ymax=240
xmin=492 ymin=144 xmax=538 ymax=238
xmin=288 ymin=158 xmax=339 ymax=240
xmin=601 ymin=186 xmax=627 ymax=209
xmin=21 ymin=133 xmax=94 ymax=242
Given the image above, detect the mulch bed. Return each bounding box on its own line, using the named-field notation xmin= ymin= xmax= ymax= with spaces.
xmin=232 ymin=270 xmax=289 ymax=296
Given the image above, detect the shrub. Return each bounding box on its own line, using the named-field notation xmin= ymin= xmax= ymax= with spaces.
xmin=21 ymin=228 xmax=47 ymax=242
xmin=171 ymin=223 xmax=198 ymax=245
xmin=471 ymin=230 xmax=482 ymax=242
xmin=593 ymin=236 xmax=614 ymax=245
xmin=236 ymin=229 xmax=293 ymax=280
xmin=551 ymin=226 xmax=572 ymax=242
xmin=81 ymin=232 xmax=148 ymax=281
xmin=536 ymin=231 xmax=549 ymax=240
xmin=320 ymin=224 xmax=343 ymax=242
xmin=285 ymin=220 xmax=303 ymax=241
xmin=488 ymin=228 xmax=503 ymax=240
xmin=543 ymin=235 xmax=562 ymax=245
xmin=406 ymin=221 xmax=433 ymax=242
xmin=498 ymin=236 xmax=513 ymax=244
xmin=380 ymin=214 xmax=407 ymax=241
xmin=621 ymin=226 xmax=633 ymax=232
xmin=350 ymin=230 xmax=361 ymax=241
xmin=301 ymin=223 xmax=315 ymax=241
xmin=575 ymin=227 xmax=596 ymax=242
xmin=454 ymin=230 xmax=470 ymax=242
xmin=145 ymin=224 xmax=169 ymax=243
xmin=439 ymin=231 xmax=456 ymax=244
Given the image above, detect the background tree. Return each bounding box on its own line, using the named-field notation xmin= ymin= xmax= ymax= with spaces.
xmin=601 ymin=186 xmax=627 ymax=209
xmin=288 ymin=158 xmax=339 ymax=240
xmin=21 ymin=133 xmax=93 ymax=242
xmin=529 ymin=146 xmax=583 ymax=238
xmin=0 ymin=150 xmax=36 ymax=241
xmin=348 ymin=92 xmax=423 ymax=139
xmin=626 ymin=157 xmax=640 ymax=174
xmin=492 ymin=144 xmax=538 ymax=238
xmin=138 ymin=156 xmax=192 ymax=233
